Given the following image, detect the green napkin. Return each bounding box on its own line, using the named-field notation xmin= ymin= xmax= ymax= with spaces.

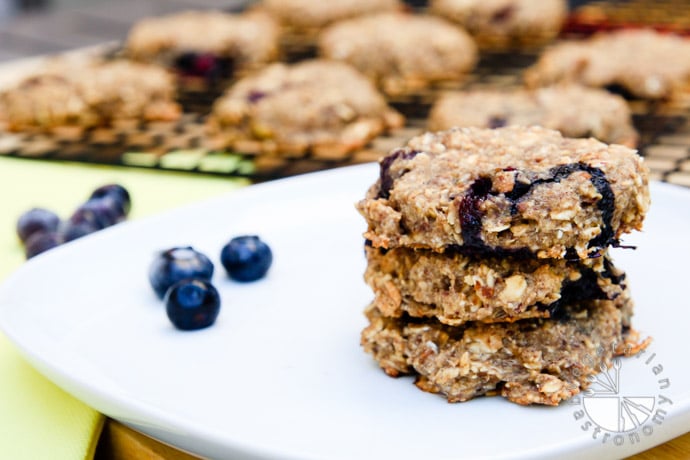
xmin=0 ymin=157 xmax=248 ymax=459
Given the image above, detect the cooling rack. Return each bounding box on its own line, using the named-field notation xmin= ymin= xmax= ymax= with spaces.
xmin=1 ymin=0 xmax=690 ymax=185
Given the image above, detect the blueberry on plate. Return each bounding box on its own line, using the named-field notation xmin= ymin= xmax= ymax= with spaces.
xmin=69 ymin=197 xmax=124 ymax=230
xmin=220 ymin=235 xmax=272 ymax=282
xmin=89 ymin=184 xmax=131 ymax=216
xmin=16 ymin=208 xmax=61 ymax=243
xmin=24 ymin=231 xmax=62 ymax=259
xmin=61 ymin=220 xmax=98 ymax=242
xmin=148 ymin=247 xmax=214 ymax=299
xmin=165 ymin=278 xmax=221 ymax=330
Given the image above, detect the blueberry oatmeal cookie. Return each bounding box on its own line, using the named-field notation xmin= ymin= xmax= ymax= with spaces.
xmin=525 ymin=29 xmax=690 ymax=99
xmin=261 ymin=0 xmax=401 ymax=34
xmin=361 ymin=294 xmax=643 ymax=405
xmin=429 ymin=0 xmax=567 ymax=50
xmin=428 ymin=85 xmax=638 ymax=147
xmin=208 ymin=59 xmax=404 ymax=158
xmin=125 ymin=10 xmax=280 ymax=83
xmin=357 ymin=126 xmax=649 ymax=259
xmin=0 ymin=60 xmax=180 ymax=132
xmin=318 ymin=12 xmax=477 ymax=96
xmin=364 ymin=244 xmax=627 ymax=325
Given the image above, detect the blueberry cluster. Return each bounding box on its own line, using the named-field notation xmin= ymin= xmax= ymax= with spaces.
xmin=16 ymin=184 xmax=131 ymax=259
xmin=148 ymin=236 xmax=273 ymax=331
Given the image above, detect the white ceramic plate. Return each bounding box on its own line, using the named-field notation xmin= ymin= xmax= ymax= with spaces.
xmin=1 ymin=164 xmax=690 ymax=459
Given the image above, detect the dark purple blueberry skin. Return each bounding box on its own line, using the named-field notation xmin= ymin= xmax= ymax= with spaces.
xmin=175 ymin=52 xmax=214 ymax=77
xmin=89 ymin=184 xmax=131 ymax=216
xmin=220 ymin=236 xmax=272 ymax=282
xmin=378 ymin=149 xmax=420 ymax=199
xmin=173 ymin=52 xmax=233 ymax=82
xmin=247 ymin=90 xmax=267 ymax=104
xmin=69 ymin=197 xmax=123 ymax=230
xmin=61 ymin=220 xmax=98 ymax=242
xmin=488 ymin=116 xmax=508 ymax=129
xmin=148 ymin=247 xmax=215 ymax=299
xmin=24 ymin=231 xmax=62 ymax=259
xmin=165 ymin=278 xmax=221 ymax=331
xmin=16 ymin=208 xmax=61 ymax=243
xmin=491 ymin=5 xmax=515 ymax=23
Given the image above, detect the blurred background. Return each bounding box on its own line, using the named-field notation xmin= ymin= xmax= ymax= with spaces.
xmin=0 ymin=0 xmax=248 ymax=63
xmin=3 ymin=0 xmax=690 ymax=180
xmin=0 ymin=0 xmax=629 ymax=64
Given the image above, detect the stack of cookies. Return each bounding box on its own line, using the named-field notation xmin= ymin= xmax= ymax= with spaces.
xmin=357 ymin=126 xmax=650 ymax=405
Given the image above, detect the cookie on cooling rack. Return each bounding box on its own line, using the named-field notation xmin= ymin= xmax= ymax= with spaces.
xmin=318 ymin=12 xmax=477 ymax=96
xmin=525 ymin=29 xmax=690 ymax=99
xmin=0 ymin=60 xmax=180 ymax=133
xmin=207 ymin=59 xmax=404 ymax=159
xmin=428 ymin=85 xmax=638 ymax=147
xmin=429 ymin=0 xmax=567 ymax=50
xmin=125 ymin=10 xmax=280 ymax=83
xmin=260 ymin=0 xmax=402 ymax=34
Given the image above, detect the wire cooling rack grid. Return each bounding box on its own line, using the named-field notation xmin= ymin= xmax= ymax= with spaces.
xmin=2 ymin=0 xmax=690 ymax=184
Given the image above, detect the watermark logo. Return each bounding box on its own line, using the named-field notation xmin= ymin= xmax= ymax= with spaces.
xmin=583 ymin=358 xmax=655 ymax=432
xmin=570 ymin=346 xmax=673 ymax=447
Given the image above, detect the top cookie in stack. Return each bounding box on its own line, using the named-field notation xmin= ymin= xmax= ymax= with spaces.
xmin=357 ymin=125 xmax=650 ymax=260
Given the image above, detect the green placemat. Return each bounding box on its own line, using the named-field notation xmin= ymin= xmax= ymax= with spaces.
xmin=0 ymin=157 xmax=248 ymax=459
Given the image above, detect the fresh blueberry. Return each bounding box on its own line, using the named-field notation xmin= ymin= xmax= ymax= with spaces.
xmin=220 ymin=235 xmax=272 ymax=282
xmin=148 ymin=247 xmax=214 ymax=299
xmin=16 ymin=208 xmax=61 ymax=243
xmin=61 ymin=220 xmax=98 ymax=242
xmin=89 ymin=184 xmax=131 ymax=216
xmin=165 ymin=278 xmax=221 ymax=330
xmin=69 ymin=197 xmax=123 ymax=230
xmin=24 ymin=231 xmax=62 ymax=259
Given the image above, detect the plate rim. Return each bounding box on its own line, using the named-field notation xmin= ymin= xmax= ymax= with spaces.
xmin=1 ymin=166 xmax=689 ymax=460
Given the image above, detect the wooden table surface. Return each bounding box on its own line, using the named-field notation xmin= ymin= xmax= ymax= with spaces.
xmin=95 ymin=419 xmax=690 ymax=459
